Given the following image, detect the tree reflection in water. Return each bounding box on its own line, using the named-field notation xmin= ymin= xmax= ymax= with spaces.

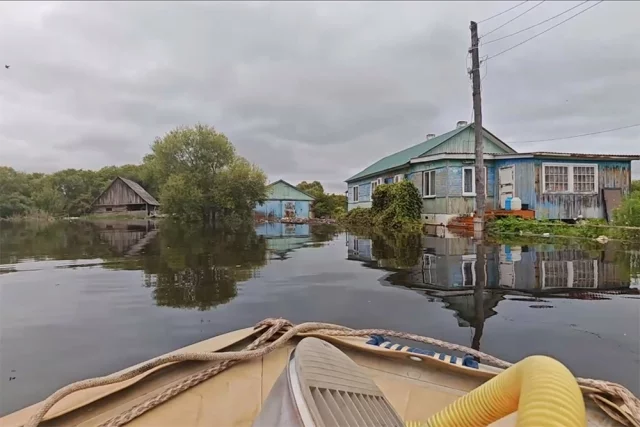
xmin=140 ymin=223 xmax=267 ymax=310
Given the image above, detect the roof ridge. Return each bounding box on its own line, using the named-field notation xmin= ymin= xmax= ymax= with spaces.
xmin=345 ymin=125 xmax=470 ymax=182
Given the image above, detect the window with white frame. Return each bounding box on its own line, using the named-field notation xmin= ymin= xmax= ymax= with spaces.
xmin=483 ymin=166 xmax=488 ymax=196
xmin=423 ymin=170 xmax=436 ymax=197
xmin=543 ymin=164 xmax=597 ymax=193
xmin=371 ymin=178 xmax=382 ymax=194
xmin=462 ymin=167 xmax=475 ymax=196
xmin=461 ymin=261 xmax=475 ymax=287
xmin=462 ymin=166 xmax=489 ymax=196
xmin=352 ymin=185 xmax=359 ymax=202
xmin=573 ymin=166 xmax=596 ymax=193
xmin=393 ymin=174 xmax=404 ymax=183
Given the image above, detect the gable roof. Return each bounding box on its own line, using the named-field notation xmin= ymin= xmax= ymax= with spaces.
xmin=345 ymin=123 xmax=515 ymax=183
xmin=267 ymin=179 xmax=316 ymax=201
xmin=92 ymin=177 xmax=159 ymax=207
xmin=119 ymin=177 xmax=160 ymax=205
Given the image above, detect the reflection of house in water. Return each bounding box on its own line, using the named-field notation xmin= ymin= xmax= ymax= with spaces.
xmin=347 ymin=234 xmax=634 ymax=293
xmin=347 ymin=233 xmax=636 ymax=350
xmin=256 ymin=223 xmax=312 ymax=260
xmin=346 ymin=235 xmax=375 ymax=264
xmin=96 ymin=220 xmax=158 ymax=256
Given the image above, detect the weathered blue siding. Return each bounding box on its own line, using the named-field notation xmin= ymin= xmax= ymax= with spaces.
xmin=295 ymin=201 xmax=310 ymax=218
xmin=255 ymin=199 xmax=312 ymax=219
xmin=493 ymin=159 xmax=538 ymax=210
xmin=494 ymin=157 xmax=632 ymax=219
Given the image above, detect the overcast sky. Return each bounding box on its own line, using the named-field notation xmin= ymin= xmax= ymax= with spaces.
xmin=1 ymin=1 xmax=638 ymax=193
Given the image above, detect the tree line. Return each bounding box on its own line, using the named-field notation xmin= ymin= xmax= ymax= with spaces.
xmin=1 ymin=124 xmax=348 ymax=223
xmin=1 ymin=124 xmax=269 ymax=222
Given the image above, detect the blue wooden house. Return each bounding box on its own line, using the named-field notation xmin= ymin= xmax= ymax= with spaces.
xmin=254 ymin=180 xmax=315 ymax=220
xmin=345 ymin=121 xmax=638 ymax=222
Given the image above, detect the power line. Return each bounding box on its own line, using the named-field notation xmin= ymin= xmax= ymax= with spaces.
xmin=481 ymin=1 xmax=546 ymax=38
xmin=478 ymin=1 xmax=529 ymax=24
xmin=483 ymin=1 xmax=589 ymax=45
xmin=507 ymin=123 xmax=640 ymax=144
xmin=486 ymin=0 xmax=603 ymax=60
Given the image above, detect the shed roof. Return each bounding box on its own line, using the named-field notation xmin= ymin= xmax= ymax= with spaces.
xmin=494 ymin=152 xmax=640 ymax=161
xmin=345 ymin=123 xmax=514 ymax=182
xmin=93 ymin=177 xmax=160 ymax=207
xmin=266 ymin=179 xmax=315 ymax=201
xmin=119 ymin=177 xmax=160 ymax=205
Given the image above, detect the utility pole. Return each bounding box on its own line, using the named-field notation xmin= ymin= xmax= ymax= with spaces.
xmin=470 ymin=21 xmax=485 ymax=235
xmin=470 ymin=22 xmax=487 ymax=333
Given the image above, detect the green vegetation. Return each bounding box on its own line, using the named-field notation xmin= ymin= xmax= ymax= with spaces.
xmin=295 ymin=181 xmax=347 ymax=218
xmin=613 ymin=180 xmax=640 ymax=228
xmin=0 ymin=164 xmax=153 ymax=219
xmin=142 ymin=124 xmax=268 ymax=225
xmin=342 ymin=180 xmax=422 ymax=232
xmin=487 ymin=216 xmax=609 ymax=239
xmin=1 ymin=124 xmax=268 ymax=225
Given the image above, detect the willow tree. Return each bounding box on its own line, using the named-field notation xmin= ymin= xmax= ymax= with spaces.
xmin=145 ymin=124 xmax=267 ymax=224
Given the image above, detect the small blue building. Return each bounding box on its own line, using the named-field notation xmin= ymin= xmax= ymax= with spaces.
xmin=345 ymin=121 xmax=639 ymax=222
xmin=255 ymin=180 xmax=315 ymax=220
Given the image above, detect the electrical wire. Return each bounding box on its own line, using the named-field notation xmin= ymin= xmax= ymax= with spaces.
xmin=507 ymin=123 xmax=640 ymax=144
xmin=486 ymin=0 xmax=603 ymax=60
xmin=478 ymin=1 xmax=529 ymax=24
xmin=481 ymin=1 xmax=546 ymax=38
xmin=482 ymin=1 xmax=589 ymax=45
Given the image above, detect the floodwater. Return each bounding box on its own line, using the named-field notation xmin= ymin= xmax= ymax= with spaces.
xmin=0 ymin=220 xmax=639 ymax=416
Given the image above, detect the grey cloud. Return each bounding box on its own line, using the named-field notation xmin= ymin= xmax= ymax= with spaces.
xmin=1 ymin=1 xmax=639 ymax=193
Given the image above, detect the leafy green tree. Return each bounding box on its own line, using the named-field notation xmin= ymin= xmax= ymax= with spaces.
xmin=146 ymin=124 xmax=267 ymax=224
xmin=296 ymin=181 xmax=325 ymax=199
xmin=296 ymin=181 xmax=347 ymax=218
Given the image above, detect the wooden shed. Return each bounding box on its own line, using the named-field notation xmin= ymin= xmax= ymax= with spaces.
xmin=91 ymin=177 xmax=159 ymax=216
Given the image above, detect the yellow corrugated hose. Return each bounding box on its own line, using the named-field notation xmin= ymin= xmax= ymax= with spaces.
xmin=426 ymin=355 xmax=586 ymax=427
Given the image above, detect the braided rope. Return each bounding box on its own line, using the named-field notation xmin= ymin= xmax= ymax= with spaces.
xmin=25 ymin=318 xmax=640 ymax=427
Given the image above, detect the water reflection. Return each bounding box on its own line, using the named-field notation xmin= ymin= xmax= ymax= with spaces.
xmin=0 ymin=221 xmax=119 ymax=264
xmin=1 ymin=221 xmax=338 ymax=310
xmin=347 ymin=232 xmax=639 ymax=351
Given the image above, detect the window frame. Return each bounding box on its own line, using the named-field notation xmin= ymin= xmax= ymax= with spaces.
xmin=542 ymin=163 xmax=598 ymax=194
xmin=352 ymin=185 xmax=359 ymax=202
xmin=462 ymin=167 xmax=475 ymax=196
xmin=393 ymin=174 xmax=404 ymax=183
xmin=423 ymin=170 xmax=436 ymax=198
xmin=462 ymin=166 xmax=489 ymax=196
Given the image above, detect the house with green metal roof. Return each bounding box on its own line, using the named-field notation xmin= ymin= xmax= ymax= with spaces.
xmin=345 ymin=120 xmax=640 ymax=223
xmin=254 ymin=179 xmax=315 ymax=219
xmin=345 ymin=121 xmax=515 ymax=224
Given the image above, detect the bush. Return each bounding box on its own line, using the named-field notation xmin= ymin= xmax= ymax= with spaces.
xmin=343 ymin=207 xmax=373 ymax=227
xmin=342 ymin=180 xmax=422 ymax=232
xmin=613 ymin=189 xmax=640 ymax=227
xmin=371 ymin=180 xmax=422 ymax=231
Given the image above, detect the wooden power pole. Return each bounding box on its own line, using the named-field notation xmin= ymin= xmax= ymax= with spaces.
xmin=470 ymin=21 xmax=485 ymax=235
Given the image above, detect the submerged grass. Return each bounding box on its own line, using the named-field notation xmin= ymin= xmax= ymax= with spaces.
xmin=487 ymin=216 xmax=640 ymax=242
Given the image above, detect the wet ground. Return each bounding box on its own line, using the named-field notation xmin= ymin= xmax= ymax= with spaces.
xmin=0 ymin=220 xmax=639 ymax=415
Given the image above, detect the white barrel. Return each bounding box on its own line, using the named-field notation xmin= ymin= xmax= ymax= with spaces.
xmin=511 ymin=197 xmax=522 ymax=211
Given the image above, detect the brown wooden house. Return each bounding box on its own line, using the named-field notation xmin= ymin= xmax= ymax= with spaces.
xmin=91 ymin=177 xmax=159 ymax=216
